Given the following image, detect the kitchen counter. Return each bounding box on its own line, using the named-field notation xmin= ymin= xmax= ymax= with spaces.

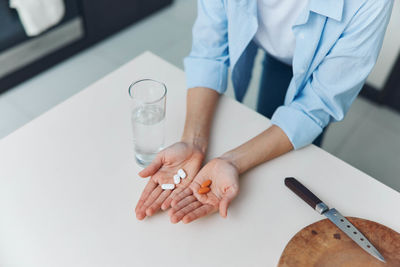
xmin=0 ymin=52 xmax=399 ymax=266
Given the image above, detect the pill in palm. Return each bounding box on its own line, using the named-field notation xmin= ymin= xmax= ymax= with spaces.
xmin=198 ymin=187 xmax=211 ymax=194
xmin=173 ymin=174 xmax=181 ymax=184
xmin=177 ymin=169 xmax=187 ymax=179
xmin=201 ymin=180 xmax=212 ymax=188
xmin=161 ymin=184 xmax=175 ymax=190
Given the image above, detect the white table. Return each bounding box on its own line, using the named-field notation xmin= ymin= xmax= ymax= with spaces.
xmin=1 ymin=52 xmax=399 ymax=267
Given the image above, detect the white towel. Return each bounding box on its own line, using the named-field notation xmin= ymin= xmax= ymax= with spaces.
xmin=10 ymin=0 xmax=65 ymax=37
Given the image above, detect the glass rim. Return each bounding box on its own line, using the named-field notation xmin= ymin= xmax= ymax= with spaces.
xmin=128 ymin=79 xmax=167 ymax=104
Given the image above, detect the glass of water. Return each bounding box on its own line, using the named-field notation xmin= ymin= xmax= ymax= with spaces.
xmin=129 ymin=79 xmax=167 ymax=166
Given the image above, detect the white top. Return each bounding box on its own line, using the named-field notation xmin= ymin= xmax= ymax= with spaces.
xmin=254 ymin=0 xmax=309 ymax=65
xmin=0 ymin=52 xmax=399 ymax=267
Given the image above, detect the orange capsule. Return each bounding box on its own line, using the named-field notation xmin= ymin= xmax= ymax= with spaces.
xmin=198 ymin=187 xmax=211 ymax=194
xmin=201 ymin=179 xmax=212 ymax=188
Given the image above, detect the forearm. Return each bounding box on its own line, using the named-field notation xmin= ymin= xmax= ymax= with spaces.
xmin=181 ymin=87 xmax=220 ymax=154
xmin=221 ymin=125 xmax=293 ymax=174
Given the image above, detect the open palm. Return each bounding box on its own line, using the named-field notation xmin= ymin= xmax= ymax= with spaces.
xmin=135 ymin=142 xmax=204 ymax=220
xmin=169 ymin=158 xmax=239 ymax=224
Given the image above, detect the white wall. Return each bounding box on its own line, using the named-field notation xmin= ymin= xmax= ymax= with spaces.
xmin=367 ymin=0 xmax=400 ymax=90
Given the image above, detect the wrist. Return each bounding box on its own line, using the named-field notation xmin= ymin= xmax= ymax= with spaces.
xmin=181 ymin=132 xmax=208 ymax=155
xmin=219 ymin=151 xmax=243 ymax=174
xmin=220 ymin=126 xmax=294 ymax=175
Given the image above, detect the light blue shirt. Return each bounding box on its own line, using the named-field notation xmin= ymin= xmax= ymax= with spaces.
xmin=184 ymin=0 xmax=393 ymax=149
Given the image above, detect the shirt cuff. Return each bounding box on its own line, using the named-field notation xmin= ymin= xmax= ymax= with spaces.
xmin=271 ymin=106 xmax=323 ymax=150
xmin=184 ymin=57 xmax=228 ymax=94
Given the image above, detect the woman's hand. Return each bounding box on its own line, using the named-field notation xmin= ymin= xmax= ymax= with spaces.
xmin=168 ymin=158 xmax=239 ymax=224
xmin=135 ymin=142 xmax=204 ymax=220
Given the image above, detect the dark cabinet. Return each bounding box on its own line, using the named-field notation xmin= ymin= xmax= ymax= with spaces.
xmin=81 ymin=0 xmax=163 ymax=42
xmin=362 ymin=53 xmax=400 ymax=112
xmin=0 ymin=0 xmax=173 ymax=93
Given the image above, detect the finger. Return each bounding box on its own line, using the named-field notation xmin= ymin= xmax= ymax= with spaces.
xmin=146 ymin=189 xmax=171 ymax=216
xmin=135 ymin=179 xmax=158 ymax=216
xmin=138 ymin=155 xmax=162 ymax=178
xmin=182 ymin=204 xmax=216 ymax=224
xmin=141 ymin=186 xmax=163 ymax=210
xmin=171 ymin=187 xmax=193 ymax=207
xmin=170 ymin=201 xmax=202 ymax=224
xmin=162 ymin=172 xmax=196 ymax=210
xmin=168 ymin=195 xmax=197 ymax=216
xmin=219 ymin=186 xmax=239 ymax=218
xmin=161 ymin=185 xmax=185 ymax=210
xmin=161 ymin=195 xmax=173 ymax=211
xmin=136 ymin=186 xmax=163 ymax=219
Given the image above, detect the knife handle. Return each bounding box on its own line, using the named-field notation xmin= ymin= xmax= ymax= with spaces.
xmin=285 ymin=177 xmax=328 ymax=214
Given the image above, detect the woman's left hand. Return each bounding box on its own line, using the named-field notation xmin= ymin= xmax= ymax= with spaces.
xmin=168 ymin=158 xmax=239 ymax=224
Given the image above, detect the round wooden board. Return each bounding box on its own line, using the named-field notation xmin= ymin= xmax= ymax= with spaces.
xmin=278 ymin=217 xmax=400 ymax=267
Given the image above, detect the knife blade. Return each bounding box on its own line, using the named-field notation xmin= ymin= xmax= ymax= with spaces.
xmin=284 ymin=177 xmax=385 ymax=263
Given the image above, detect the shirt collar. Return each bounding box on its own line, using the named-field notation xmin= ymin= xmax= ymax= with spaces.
xmin=295 ymin=0 xmax=344 ymax=26
xmin=310 ymin=0 xmax=344 ymax=21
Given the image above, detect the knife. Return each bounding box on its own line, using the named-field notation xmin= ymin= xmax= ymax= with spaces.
xmin=284 ymin=177 xmax=385 ymax=263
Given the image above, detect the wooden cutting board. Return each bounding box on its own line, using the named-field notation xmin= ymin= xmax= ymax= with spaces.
xmin=278 ymin=217 xmax=400 ymax=267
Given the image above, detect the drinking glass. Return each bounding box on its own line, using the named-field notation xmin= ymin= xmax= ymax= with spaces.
xmin=129 ymin=79 xmax=167 ymax=166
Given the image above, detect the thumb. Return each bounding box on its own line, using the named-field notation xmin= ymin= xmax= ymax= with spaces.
xmin=138 ymin=155 xmax=162 ymax=178
xmin=219 ymin=185 xmax=239 ymax=218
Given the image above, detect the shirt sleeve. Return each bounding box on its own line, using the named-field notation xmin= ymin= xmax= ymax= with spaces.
xmin=271 ymin=0 xmax=394 ymax=150
xmin=183 ymin=0 xmax=229 ymax=94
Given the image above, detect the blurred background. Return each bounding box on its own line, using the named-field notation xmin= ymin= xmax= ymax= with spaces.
xmin=0 ymin=0 xmax=399 ymax=192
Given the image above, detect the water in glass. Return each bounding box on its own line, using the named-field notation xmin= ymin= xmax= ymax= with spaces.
xmin=131 ymin=105 xmax=165 ymax=165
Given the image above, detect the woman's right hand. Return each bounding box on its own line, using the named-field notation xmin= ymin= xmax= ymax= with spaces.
xmin=134 ymin=141 xmax=205 ymax=220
